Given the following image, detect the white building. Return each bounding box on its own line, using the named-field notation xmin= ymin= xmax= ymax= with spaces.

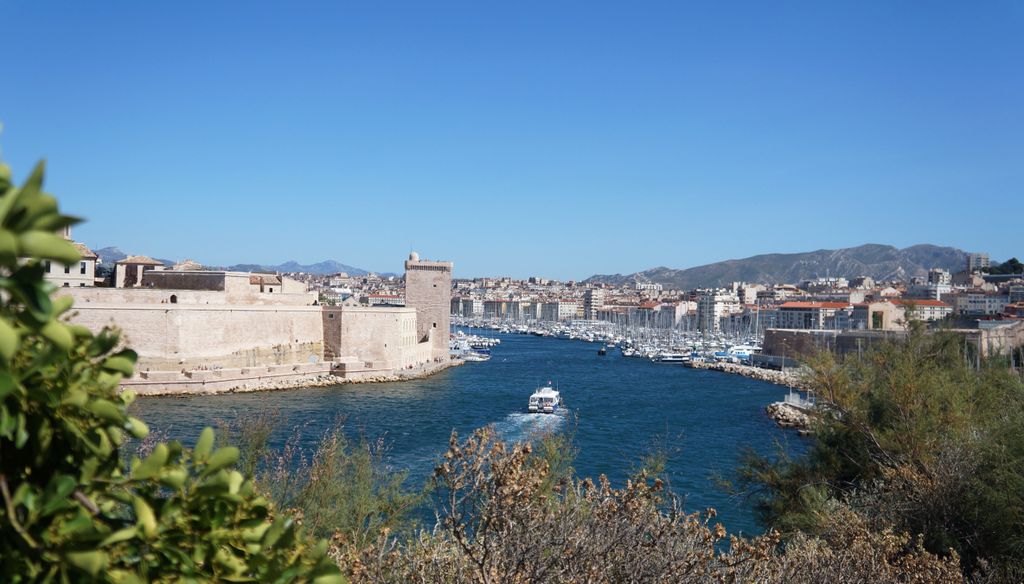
xmin=634 ymin=281 xmax=663 ymax=294
xmin=697 ymin=290 xmax=740 ymax=333
xmin=583 ymin=288 xmax=606 ymax=320
xmin=950 ymin=292 xmax=1010 ymax=315
xmin=905 ymin=282 xmax=952 ymax=301
xmin=44 ymin=242 xmax=98 ymax=288
xmin=42 ymin=228 xmax=98 ymax=288
xmin=776 ymin=301 xmax=850 ymax=330
xmin=541 ymin=299 xmax=579 ymax=321
xmin=893 ymin=299 xmax=953 ymax=322
xmin=927 ymin=268 xmax=952 ymax=286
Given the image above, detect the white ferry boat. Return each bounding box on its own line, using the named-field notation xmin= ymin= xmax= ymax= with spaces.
xmin=528 ymin=384 xmax=561 ymax=414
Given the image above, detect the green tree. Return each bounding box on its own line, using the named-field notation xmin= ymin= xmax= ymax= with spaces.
xmin=737 ymin=326 xmax=1024 ymax=574
xmin=0 ymin=158 xmax=343 ymax=582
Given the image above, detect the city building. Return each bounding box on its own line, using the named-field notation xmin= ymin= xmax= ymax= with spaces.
xmin=776 ymin=301 xmax=850 ymax=330
xmin=41 ymin=227 xmax=98 ymax=288
xmin=949 ymin=291 xmax=1010 ymax=316
xmin=634 ymin=281 xmax=663 ymax=294
xmin=927 ymin=268 xmax=952 ymax=286
xmin=905 ymin=282 xmax=952 ymax=301
xmin=968 ymin=252 xmax=990 ymax=273
xmin=541 ymin=299 xmax=579 ymax=321
xmin=892 ymin=298 xmax=953 ymax=322
xmin=697 ymin=289 xmax=740 ymax=333
xmin=115 ymin=256 xmax=166 ymax=288
xmin=583 ymin=288 xmax=606 ymax=320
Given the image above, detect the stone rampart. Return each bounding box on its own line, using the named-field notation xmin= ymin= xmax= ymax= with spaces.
xmin=66 ymin=302 xmax=324 ymax=370
xmin=61 ymin=286 xmax=315 ymax=306
xmin=323 ymin=305 xmax=431 ymax=370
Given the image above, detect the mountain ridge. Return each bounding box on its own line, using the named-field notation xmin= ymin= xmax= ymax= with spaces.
xmin=92 ymin=247 xmax=374 ymax=275
xmin=584 ymin=243 xmax=969 ymax=289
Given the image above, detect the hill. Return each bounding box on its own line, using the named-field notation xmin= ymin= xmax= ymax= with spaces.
xmin=584 ymin=244 xmax=968 ymax=289
xmin=223 ymin=260 xmax=371 ymax=276
xmin=93 ymin=247 xmax=371 ymax=275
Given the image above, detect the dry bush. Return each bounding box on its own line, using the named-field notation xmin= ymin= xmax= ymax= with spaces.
xmin=334 ymin=427 xmax=961 ymax=583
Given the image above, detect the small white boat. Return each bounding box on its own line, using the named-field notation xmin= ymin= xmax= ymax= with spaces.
xmin=654 ymin=352 xmax=690 ymax=363
xmin=528 ymin=384 xmax=561 ymax=414
xmin=464 ymin=352 xmax=491 ymax=362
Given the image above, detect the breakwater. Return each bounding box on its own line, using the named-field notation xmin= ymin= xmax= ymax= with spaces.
xmin=684 ymin=360 xmax=808 ymax=389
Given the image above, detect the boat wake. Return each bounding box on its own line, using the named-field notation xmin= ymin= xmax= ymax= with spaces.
xmin=495 ymin=411 xmax=566 ymax=444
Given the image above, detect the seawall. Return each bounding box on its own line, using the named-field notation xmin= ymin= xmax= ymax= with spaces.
xmin=125 ymin=359 xmax=464 ymax=397
xmin=684 ymin=360 xmax=808 ymax=389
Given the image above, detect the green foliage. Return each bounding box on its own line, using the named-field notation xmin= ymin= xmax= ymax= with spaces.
xmin=982 ymin=257 xmax=1023 ymax=275
xmin=225 ymin=413 xmax=423 ymax=549
xmin=0 ymin=159 xmax=343 ymax=582
xmin=738 ymin=326 xmax=1024 ymax=574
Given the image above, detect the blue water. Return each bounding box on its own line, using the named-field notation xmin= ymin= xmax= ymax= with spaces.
xmin=130 ymin=331 xmax=804 ymax=536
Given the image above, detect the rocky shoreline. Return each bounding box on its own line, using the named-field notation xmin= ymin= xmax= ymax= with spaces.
xmin=764 ymin=402 xmax=814 ymax=435
xmin=131 ymin=359 xmax=465 ymax=397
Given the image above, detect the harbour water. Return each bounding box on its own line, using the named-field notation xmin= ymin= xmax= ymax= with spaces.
xmin=130 ymin=330 xmax=805 ymax=536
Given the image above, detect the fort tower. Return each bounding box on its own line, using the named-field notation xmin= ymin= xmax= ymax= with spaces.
xmin=404 ymin=252 xmax=453 ymax=360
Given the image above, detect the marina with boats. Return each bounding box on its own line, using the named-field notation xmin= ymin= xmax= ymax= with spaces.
xmin=451 ymin=316 xmax=767 ymax=367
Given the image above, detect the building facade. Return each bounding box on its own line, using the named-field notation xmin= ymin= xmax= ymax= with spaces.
xmin=697 ymin=290 xmax=740 ymax=333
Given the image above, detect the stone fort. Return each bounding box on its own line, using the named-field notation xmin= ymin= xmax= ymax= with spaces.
xmin=59 ymin=252 xmax=454 ymax=394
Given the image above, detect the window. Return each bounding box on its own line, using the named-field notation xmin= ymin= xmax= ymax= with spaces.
xmin=63 ymin=283 xmax=70 ymax=287
xmin=44 ymin=260 xmax=51 ymax=273
xmin=80 ymin=261 xmax=87 ymax=275
xmin=79 ymin=283 xmax=85 ymax=287
xmin=64 ymin=265 xmax=71 ymax=274
xmin=170 ymin=295 xmax=177 ymax=304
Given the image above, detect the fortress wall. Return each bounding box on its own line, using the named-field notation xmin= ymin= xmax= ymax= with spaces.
xmin=60 ymin=286 xmax=315 ymax=306
xmin=67 ymin=303 xmax=324 ymax=370
xmin=324 ymin=306 xmax=424 ymax=370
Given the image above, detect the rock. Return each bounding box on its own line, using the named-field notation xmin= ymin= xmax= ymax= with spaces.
xmin=765 ymin=402 xmax=813 ymax=432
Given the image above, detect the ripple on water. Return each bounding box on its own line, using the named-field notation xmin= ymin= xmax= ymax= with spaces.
xmin=494 ymin=411 xmax=566 ymax=443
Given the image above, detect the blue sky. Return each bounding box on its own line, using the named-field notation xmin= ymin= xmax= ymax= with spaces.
xmin=2 ymin=1 xmax=1021 ymax=279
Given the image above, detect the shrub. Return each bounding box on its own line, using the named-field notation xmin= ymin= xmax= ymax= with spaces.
xmin=339 ymin=427 xmax=960 ymax=583
xmin=0 ymin=159 xmax=343 ymax=582
xmin=737 ymin=325 xmax=1024 ymax=575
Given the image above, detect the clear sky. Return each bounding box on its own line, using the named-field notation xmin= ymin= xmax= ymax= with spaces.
xmin=1 ymin=1 xmax=1021 ymax=279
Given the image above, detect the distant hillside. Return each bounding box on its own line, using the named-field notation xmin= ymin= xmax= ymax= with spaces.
xmin=223 ymin=260 xmax=370 ymax=276
xmin=94 ymin=246 xmax=172 ymax=267
xmin=93 ymin=247 xmax=371 ymax=275
xmin=585 ymin=244 xmax=968 ymax=289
